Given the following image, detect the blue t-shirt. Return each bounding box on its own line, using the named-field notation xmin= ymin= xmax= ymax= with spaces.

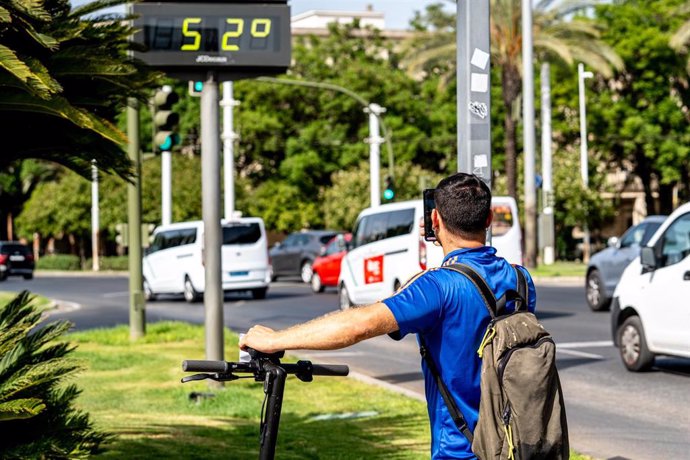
xmin=382 ymin=246 xmax=536 ymax=459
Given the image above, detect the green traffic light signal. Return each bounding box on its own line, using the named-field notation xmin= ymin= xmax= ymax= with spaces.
xmin=383 ymin=175 xmax=395 ymax=201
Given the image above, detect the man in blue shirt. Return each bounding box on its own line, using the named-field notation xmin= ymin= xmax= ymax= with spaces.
xmin=240 ymin=173 xmax=536 ymax=459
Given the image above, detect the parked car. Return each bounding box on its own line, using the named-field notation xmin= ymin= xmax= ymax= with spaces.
xmin=0 ymin=242 xmax=34 ymax=280
xmin=310 ymin=233 xmax=352 ymax=293
xmin=269 ymin=230 xmax=341 ymax=283
xmin=585 ymin=215 xmax=666 ymax=311
xmin=143 ymin=218 xmax=271 ymax=302
xmin=611 ymin=202 xmax=690 ymax=371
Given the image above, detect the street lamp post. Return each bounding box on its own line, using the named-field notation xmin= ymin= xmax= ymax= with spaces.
xmin=578 ymin=63 xmax=594 ymax=262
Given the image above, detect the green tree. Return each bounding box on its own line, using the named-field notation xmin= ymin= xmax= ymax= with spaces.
xmin=402 ymin=1 xmax=622 ymax=199
xmin=589 ymin=0 xmax=690 ymax=214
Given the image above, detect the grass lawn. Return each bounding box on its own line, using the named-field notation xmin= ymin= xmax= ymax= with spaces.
xmin=0 ymin=290 xmax=53 ymax=309
xmin=530 ymin=261 xmax=587 ymax=278
xmin=69 ymin=322 xmax=593 ymax=459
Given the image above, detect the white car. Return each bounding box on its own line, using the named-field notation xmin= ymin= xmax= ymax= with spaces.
xmin=611 ymin=202 xmax=690 ymax=371
xmin=143 ymin=218 xmax=271 ymax=302
xmin=338 ymin=197 xmax=522 ymax=309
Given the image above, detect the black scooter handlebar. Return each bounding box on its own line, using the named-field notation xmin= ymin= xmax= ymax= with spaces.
xmin=182 ymin=360 xmax=229 ymax=373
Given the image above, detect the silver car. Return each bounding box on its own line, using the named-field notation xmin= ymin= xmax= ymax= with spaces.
xmin=585 ymin=215 xmax=666 ymax=311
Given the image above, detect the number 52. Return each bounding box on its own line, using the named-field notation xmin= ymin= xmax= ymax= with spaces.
xmin=180 ymin=17 xmax=272 ymax=52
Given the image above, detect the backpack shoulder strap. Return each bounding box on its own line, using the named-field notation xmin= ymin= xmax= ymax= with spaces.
xmin=442 ymin=263 xmax=497 ymax=318
xmin=513 ymin=265 xmax=529 ymax=312
xmin=419 ymin=336 xmax=474 ymax=444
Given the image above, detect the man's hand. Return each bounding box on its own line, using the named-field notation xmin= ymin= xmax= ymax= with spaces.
xmin=239 ymin=325 xmax=282 ymax=354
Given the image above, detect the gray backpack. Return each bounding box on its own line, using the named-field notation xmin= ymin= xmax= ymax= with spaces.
xmin=420 ymin=264 xmax=568 ymax=460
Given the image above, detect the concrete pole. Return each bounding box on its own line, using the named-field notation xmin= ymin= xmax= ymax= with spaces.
xmin=522 ymin=0 xmax=538 ymax=268
xmin=578 ymin=63 xmax=593 ymax=263
xmin=541 ymin=63 xmax=555 ymax=265
xmin=91 ymin=160 xmax=100 ymax=271
xmin=161 ymin=151 xmax=172 ymax=225
xmin=221 ymin=81 xmax=239 ymax=220
xmin=127 ymin=98 xmax=145 ymax=339
xmin=456 ymin=0 xmax=492 ymax=191
xmin=201 ymin=72 xmax=224 ymax=364
xmin=366 ymin=103 xmax=385 ymax=208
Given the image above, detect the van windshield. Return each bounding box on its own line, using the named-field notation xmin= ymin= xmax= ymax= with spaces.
xmin=223 ymin=223 xmax=262 ymax=245
xmin=491 ymin=205 xmax=514 ymax=237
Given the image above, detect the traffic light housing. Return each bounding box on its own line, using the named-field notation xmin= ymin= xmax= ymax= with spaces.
xmin=153 ymin=88 xmax=180 ymax=152
xmin=188 ymin=80 xmax=203 ymax=97
xmin=383 ymin=175 xmax=395 ymax=201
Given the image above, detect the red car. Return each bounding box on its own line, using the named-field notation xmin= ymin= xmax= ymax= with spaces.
xmin=310 ymin=233 xmax=352 ymax=293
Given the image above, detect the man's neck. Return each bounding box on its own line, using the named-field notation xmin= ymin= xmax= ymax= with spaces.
xmin=440 ymin=236 xmax=486 ymax=257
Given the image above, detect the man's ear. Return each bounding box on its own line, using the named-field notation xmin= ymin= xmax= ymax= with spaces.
xmin=485 ymin=209 xmax=494 ymax=229
xmin=431 ymin=208 xmax=441 ymax=229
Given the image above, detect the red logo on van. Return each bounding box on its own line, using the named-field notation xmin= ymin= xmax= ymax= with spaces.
xmin=364 ymin=255 xmax=384 ymax=284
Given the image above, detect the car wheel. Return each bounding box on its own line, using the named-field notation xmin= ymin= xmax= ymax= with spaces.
xmin=311 ymin=273 xmax=324 ymax=293
xmin=251 ymin=287 xmax=268 ymax=300
xmin=339 ymin=284 xmax=352 ymax=311
xmin=618 ymin=316 xmax=655 ymax=372
xmin=300 ymin=260 xmax=313 ymax=284
xmin=184 ymin=277 xmax=200 ymax=303
xmin=143 ymin=278 xmax=156 ymax=301
xmin=23 ymin=273 xmax=33 ymax=280
xmin=586 ymin=269 xmax=610 ymax=311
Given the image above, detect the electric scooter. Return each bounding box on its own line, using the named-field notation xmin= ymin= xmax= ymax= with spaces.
xmin=181 ymin=348 xmax=349 ymax=460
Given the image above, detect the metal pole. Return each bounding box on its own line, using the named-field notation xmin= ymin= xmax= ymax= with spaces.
xmin=541 ymin=63 xmax=555 ymax=265
xmin=366 ymin=103 xmax=385 ymax=208
xmin=91 ymin=160 xmax=100 ymax=271
xmin=456 ymin=0 xmax=492 ymax=191
xmin=578 ymin=63 xmax=593 ymax=263
xmin=222 ymin=81 xmax=239 ymax=220
xmin=522 ymin=0 xmax=537 ymax=268
xmin=161 ymin=151 xmax=172 ymax=225
xmin=127 ymin=97 xmax=145 ymax=339
xmin=201 ymin=72 xmax=224 ymax=364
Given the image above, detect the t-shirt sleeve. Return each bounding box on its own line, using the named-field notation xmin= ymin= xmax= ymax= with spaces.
xmin=516 ymin=265 xmax=537 ymax=313
xmin=382 ymin=272 xmax=443 ymax=340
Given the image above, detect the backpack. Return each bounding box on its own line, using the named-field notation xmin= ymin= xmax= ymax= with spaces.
xmin=419 ymin=263 xmax=568 ymax=460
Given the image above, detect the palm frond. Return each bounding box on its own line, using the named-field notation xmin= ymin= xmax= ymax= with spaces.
xmin=0 ymin=398 xmax=46 ymax=421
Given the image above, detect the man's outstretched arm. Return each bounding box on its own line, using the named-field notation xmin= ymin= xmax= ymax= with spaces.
xmin=239 ymin=302 xmax=399 ymax=354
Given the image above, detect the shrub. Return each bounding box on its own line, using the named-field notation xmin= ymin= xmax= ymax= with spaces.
xmin=0 ymin=292 xmax=108 ymax=457
xmin=36 ymin=254 xmax=82 ymax=271
xmin=85 ymin=256 xmax=129 ymax=271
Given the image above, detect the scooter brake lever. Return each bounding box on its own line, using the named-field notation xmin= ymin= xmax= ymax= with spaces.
xmin=181 ymin=373 xmax=211 ymax=383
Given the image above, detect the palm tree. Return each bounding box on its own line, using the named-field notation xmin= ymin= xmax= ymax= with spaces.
xmin=0 ymin=0 xmax=161 ymax=179
xmin=402 ymin=1 xmax=622 ymax=199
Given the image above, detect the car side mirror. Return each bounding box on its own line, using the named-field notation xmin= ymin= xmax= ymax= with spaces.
xmin=607 ymin=236 xmax=619 ymax=248
xmin=319 ymin=246 xmax=327 ymax=256
xmin=640 ymin=246 xmax=657 ymax=271
xmin=273 ymin=242 xmax=282 ymax=249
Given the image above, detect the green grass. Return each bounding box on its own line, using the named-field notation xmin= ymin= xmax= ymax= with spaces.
xmin=69 ymin=322 xmax=594 ymax=459
xmin=0 ymin=291 xmax=53 ymax=309
xmin=530 ymin=261 xmax=586 ymax=278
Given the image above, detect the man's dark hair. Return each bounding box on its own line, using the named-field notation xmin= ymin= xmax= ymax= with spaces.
xmin=434 ymin=173 xmax=492 ymax=238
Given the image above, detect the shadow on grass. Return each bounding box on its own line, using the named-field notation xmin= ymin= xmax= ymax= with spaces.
xmin=98 ymin=412 xmax=429 ymax=459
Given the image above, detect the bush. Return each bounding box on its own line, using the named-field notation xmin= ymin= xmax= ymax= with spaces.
xmin=36 ymin=254 xmax=81 ymax=271
xmin=86 ymin=256 xmax=129 ymax=271
xmin=0 ymin=292 xmax=108 ymax=457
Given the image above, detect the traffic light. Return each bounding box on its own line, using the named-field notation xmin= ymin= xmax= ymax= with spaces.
xmin=153 ymin=87 xmax=180 ymax=152
xmin=383 ymin=175 xmax=395 ymax=201
xmin=188 ymin=80 xmax=203 ymax=97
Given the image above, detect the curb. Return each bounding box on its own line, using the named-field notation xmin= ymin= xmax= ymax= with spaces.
xmin=532 ymin=276 xmax=584 ymax=286
xmin=347 ymin=371 xmax=426 ymax=402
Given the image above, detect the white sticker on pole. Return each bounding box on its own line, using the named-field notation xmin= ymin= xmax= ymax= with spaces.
xmin=471 ymin=73 xmax=488 ymax=93
xmin=474 ymin=155 xmax=489 ymax=168
xmin=471 ymin=48 xmax=490 ymax=70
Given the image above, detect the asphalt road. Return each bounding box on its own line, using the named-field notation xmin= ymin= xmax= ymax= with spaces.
xmin=4 ymin=274 xmax=689 ymax=460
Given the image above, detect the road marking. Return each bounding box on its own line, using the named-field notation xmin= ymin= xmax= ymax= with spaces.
xmin=556 ymin=349 xmax=604 ymax=360
xmin=558 ymin=340 xmax=613 ymax=349
xmin=101 ymin=291 xmax=129 ymax=298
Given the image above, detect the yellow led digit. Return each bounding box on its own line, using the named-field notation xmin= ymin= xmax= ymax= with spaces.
xmin=222 ymin=18 xmax=244 ymax=51
xmin=251 ymin=18 xmax=271 ymax=38
xmin=180 ymin=18 xmax=202 ymax=51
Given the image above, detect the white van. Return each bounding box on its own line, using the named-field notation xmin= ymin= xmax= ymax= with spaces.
xmin=338 ymin=197 xmax=522 ymax=309
xmin=490 ymin=196 xmax=523 ymax=266
xmin=143 ymin=218 xmax=271 ymax=302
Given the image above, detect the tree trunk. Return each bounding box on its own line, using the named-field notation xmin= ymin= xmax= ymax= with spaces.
xmin=502 ymin=65 xmax=522 ymax=200
xmin=658 ymin=183 xmax=674 ymax=215
xmin=634 ymin=149 xmax=656 ymax=215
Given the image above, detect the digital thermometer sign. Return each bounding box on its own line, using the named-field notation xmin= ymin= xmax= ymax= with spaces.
xmin=132 ymin=2 xmax=291 ymax=79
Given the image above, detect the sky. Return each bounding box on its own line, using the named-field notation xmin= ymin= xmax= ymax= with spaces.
xmin=71 ymin=1 xmax=454 ymax=30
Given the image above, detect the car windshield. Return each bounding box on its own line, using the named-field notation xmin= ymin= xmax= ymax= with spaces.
xmin=492 ymin=205 xmax=514 ymax=237
xmin=319 ymin=234 xmax=337 ymax=245
xmin=641 ymin=222 xmax=662 ymax=246
xmin=0 ymin=244 xmax=30 ymax=255
xmin=223 ymin=224 xmax=261 ymax=245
